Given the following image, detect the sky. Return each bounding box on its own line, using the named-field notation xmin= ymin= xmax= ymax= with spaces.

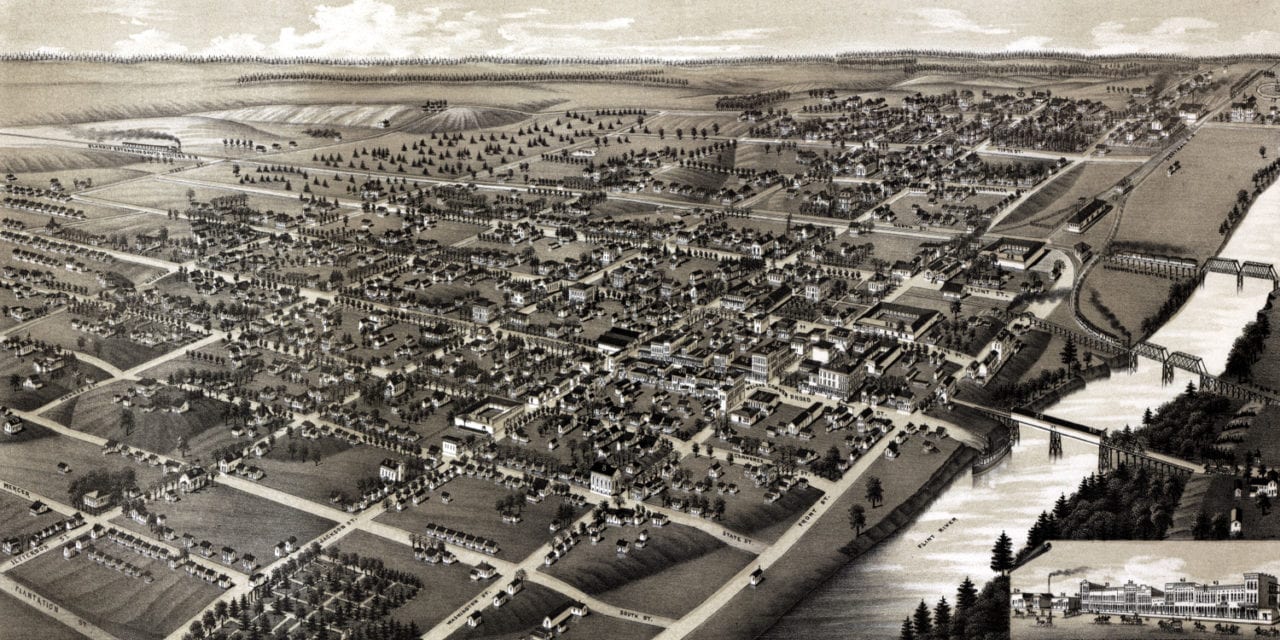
xmin=1 ymin=0 xmax=1278 ymax=59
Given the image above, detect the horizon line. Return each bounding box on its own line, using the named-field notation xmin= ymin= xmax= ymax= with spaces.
xmin=3 ymin=48 xmax=1279 ymax=65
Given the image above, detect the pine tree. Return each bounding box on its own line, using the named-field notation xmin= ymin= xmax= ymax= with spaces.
xmin=956 ymin=576 xmax=978 ymax=614
xmin=990 ymin=531 xmax=1014 ymax=574
xmin=1060 ymin=335 xmax=1078 ymax=369
xmin=912 ymin=600 xmax=933 ymax=637
xmin=933 ymin=597 xmax=952 ymax=638
xmin=1052 ymin=493 xmax=1070 ymax=520
xmin=899 ymin=617 xmax=916 ymax=640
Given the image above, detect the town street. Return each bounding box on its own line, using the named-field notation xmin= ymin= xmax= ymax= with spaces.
xmin=652 ymin=424 xmax=898 ymax=639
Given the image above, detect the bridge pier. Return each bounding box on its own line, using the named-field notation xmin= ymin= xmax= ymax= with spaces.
xmin=1049 ymin=429 xmax=1063 ymax=458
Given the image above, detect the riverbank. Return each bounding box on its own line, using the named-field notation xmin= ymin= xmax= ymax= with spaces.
xmin=684 ymin=441 xmax=978 ymax=640
xmin=1022 ymin=363 xmax=1112 ymax=413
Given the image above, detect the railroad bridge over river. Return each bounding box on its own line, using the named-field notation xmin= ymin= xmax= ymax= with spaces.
xmin=1021 ymin=316 xmax=1280 ymax=405
xmin=1203 ymin=257 xmax=1280 ymax=291
xmin=956 ymin=400 xmax=1199 ymax=478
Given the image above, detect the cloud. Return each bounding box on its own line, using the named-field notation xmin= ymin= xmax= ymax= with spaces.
xmin=1090 ymin=17 xmax=1221 ymax=54
xmin=663 ymin=28 xmax=780 ymax=43
xmin=113 ymin=29 xmax=188 ymax=56
xmin=913 ymin=8 xmax=1011 ymax=35
xmin=500 ymin=8 xmax=549 ymax=20
xmin=270 ymin=0 xmax=446 ymax=58
xmin=1115 ymin=555 xmax=1188 ymax=587
xmin=1237 ymin=30 xmax=1280 ymax=52
xmin=90 ymin=0 xmax=171 ymax=24
xmin=491 ymin=17 xmax=637 ymax=56
xmin=1005 ymin=35 xmax=1053 ymax=51
xmin=516 ymin=17 xmax=636 ymax=32
xmin=204 ymin=33 xmax=268 ymax=56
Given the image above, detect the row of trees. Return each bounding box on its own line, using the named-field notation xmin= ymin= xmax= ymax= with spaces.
xmin=236 ymin=70 xmax=689 ymax=86
xmin=1138 ymin=385 xmax=1236 ymax=463
xmin=1018 ymin=464 xmax=1185 ymax=564
xmin=1223 ymin=306 xmax=1273 ymax=382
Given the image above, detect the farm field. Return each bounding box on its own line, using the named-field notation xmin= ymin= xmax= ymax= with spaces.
xmin=85 ymin=174 xmax=311 ymax=214
xmin=542 ymin=522 xmax=756 ymax=619
xmin=0 ymin=140 xmax=142 ymax=174
xmin=2 ymin=165 xmax=153 ymax=191
xmin=111 ymin=483 xmax=335 ymax=571
xmin=1113 ymin=125 xmax=1280 ymax=261
xmin=9 ymin=544 xmax=224 ymax=640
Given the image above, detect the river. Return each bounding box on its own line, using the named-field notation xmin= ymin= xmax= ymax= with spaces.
xmin=764 ymin=180 xmax=1280 ymax=639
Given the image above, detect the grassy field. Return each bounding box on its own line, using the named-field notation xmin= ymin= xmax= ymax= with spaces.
xmin=559 ymin=614 xmax=660 ymax=640
xmin=0 ymin=430 xmax=164 ymax=505
xmin=1114 ymin=125 xmax=1280 ymax=261
xmin=74 ymin=212 xmax=197 ymax=245
xmin=0 ymin=489 xmax=69 ymax=539
xmin=10 ymin=546 xmax=224 ymax=640
xmin=254 ymin=442 xmax=389 ymax=505
xmin=0 ymin=356 xmax=109 ymax=412
xmin=50 ymin=380 xmax=236 ymax=459
xmin=6 ymin=165 xmax=153 ymax=191
xmin=992 ymin=161 xmax=1135 ymax=238
xmin=331 ymin=529 xmax=484 ymax=631
xmin=111 ymin=484 xmax=335 ymax=570
xmin=0 ymin=589 xmax=86 ymax=640
xmin=376 ymin=476 xmax=584 ymax=561
xmin=86 ymin=174 xmax=309 ymax=214
xmin=543 ymin=523 xmax=755 ymax=619
xmin=0 ymin=144 xmax=140 ymax=174
xmin=1077 ymin=268 xmax=1183 ymax=341
xmin=444 ymin=582 xmax=570 ymax=640
xmin=20 ymin=312 xmax=184 ymax=372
